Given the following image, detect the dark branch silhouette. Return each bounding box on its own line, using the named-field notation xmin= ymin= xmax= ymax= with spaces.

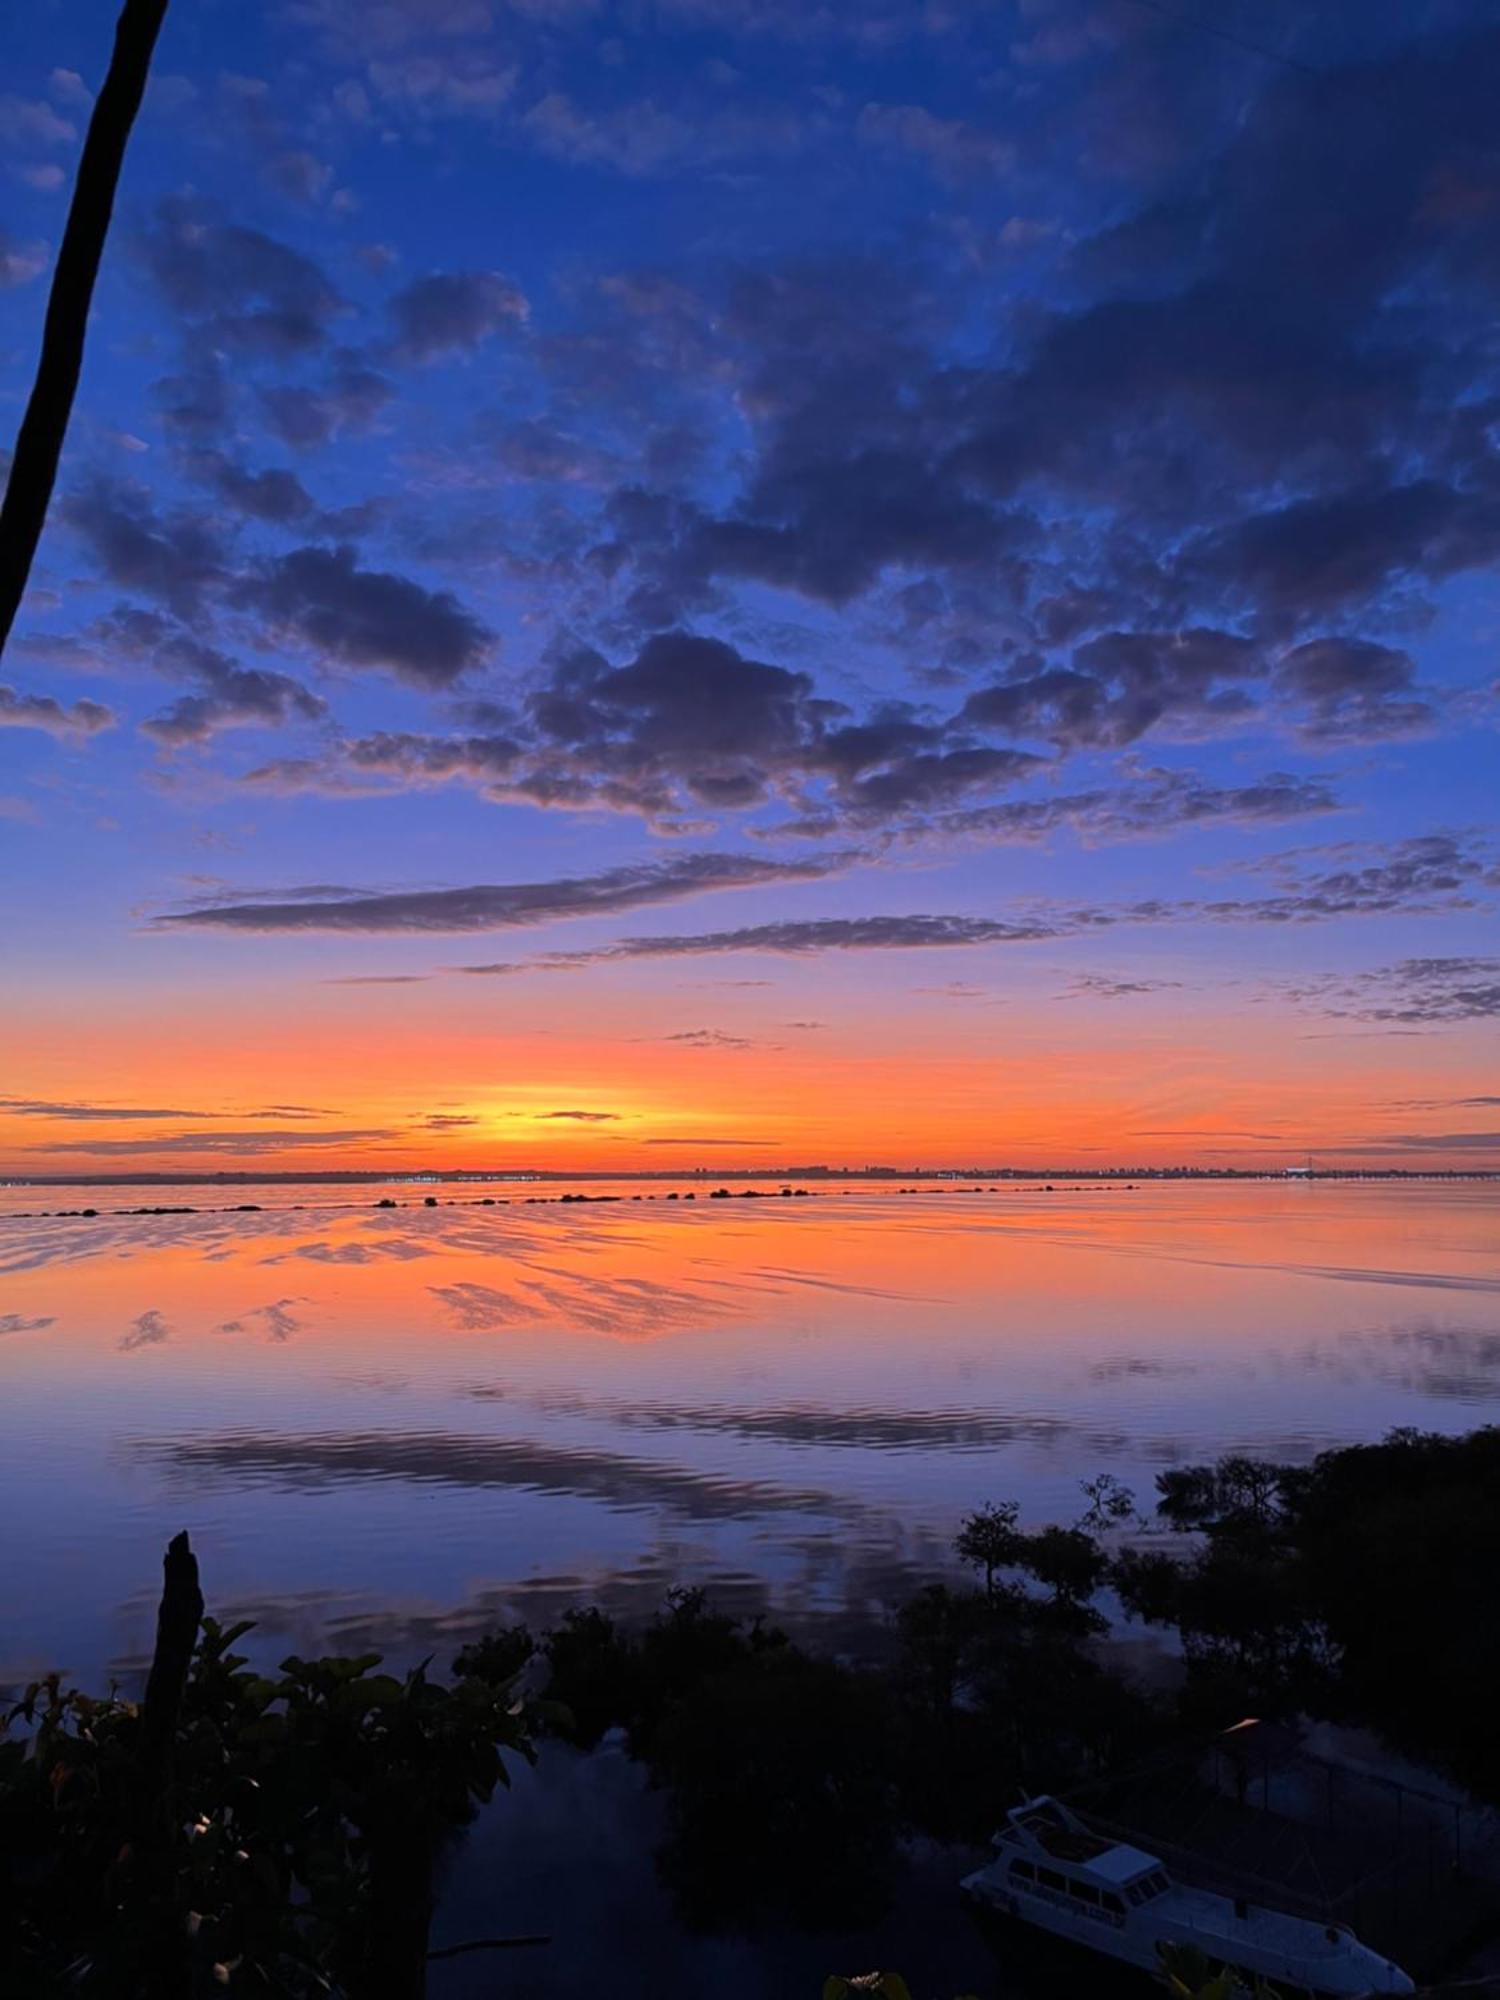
xmin=0 ymin=0 xmax=169 ymax=661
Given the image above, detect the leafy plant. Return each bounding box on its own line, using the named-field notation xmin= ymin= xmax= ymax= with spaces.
xmin=2 ymin=1554 xmax=539 ymax=1997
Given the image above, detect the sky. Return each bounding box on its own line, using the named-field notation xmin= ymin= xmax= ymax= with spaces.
xmin=1 ymin=0 xmax=1498 ymax=1177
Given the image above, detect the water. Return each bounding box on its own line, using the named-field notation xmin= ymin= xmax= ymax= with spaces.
xmin=3 ymin=1177 xmax=1496 ymax=1688
xmin=5 ymin=1176 xmax=1498 ymax=1994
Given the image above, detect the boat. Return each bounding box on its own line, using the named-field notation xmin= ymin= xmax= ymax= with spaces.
xmin=960 ymin=1796 xmax=1415 ymax=1997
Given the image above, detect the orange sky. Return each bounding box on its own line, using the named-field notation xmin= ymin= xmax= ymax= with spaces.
xmin=6 ymin=968 xmax=1497 ymax=1174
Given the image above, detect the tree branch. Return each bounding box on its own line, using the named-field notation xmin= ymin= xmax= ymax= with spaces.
xmin=0 ymin=0 xmax=169 ymax=660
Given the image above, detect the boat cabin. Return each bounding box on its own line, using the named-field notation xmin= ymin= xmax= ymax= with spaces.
xmin=995 ymin=1798 xmax=1167 ymax=1925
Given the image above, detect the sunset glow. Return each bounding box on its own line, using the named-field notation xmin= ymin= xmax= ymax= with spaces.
xmin=2 ymin=3 xmax=1498 ymax=1178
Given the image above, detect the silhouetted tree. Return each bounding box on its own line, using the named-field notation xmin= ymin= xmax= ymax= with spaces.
xmin=953 ymin=1500 xmax=1024 ymax=1598
xmin=0 ymin=0 xmax=168 ymax=659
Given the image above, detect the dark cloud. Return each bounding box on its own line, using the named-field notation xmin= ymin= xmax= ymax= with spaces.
xmin=1187 ymin=482 xmax=1500 ymax=622
xmin=1392 ymin=1095 xmax=1500 ymax=1111
xmin=388 ymin=271 xmax=528 ymax=360
xmin=450 ymin=832 xmax=1497 ymax=976
xmin=456 ymin=912 xmax=1063 ymax=976
xmin=240 ymin=629 xmax=1046 ymax=829
xmin=1272 ymin=638 xmax=1435 ymax=744
xmin=154 ymin=850 xmax=844 ymax=933
xmin=38 ymin=1128 xmax=404 ymax=1156
xmin=190 ymin=452 xmax=319 ymax=526
xmin=1209 ymin=834 xmax=1498 ymax=927
xmin=539 ymin=1109 xmax=619 ymax=1121
xmin=1343 ymin=1130 xmax=1500 ymax=1153
xmin=423 ymin=1113 xmax=479 ymax=1130
xmin=61 ymin=483 xmax=225 ymax=613
xmin=1 ymin=1097 xmax=210 ymax=1120
xmin=1060 ymin=975 xmax=1182 ymax=999
xmin=642 ymin=1137 xmax=776 ymax=1146
xmin=523 ymin=629 xmax=844 ymax=817
xmin=663 ymin=1028 xmax=755 ymax=1048
xmin=0 ymin=684 xmax=114 ymax=738
xmin=137 ymin=197 xmax=343 ymax=355
xmin=257 ymin=359 xmax=393 ymax=449
xmin=230 ymin=545 xmax=492 ymax=687
xmin=1291 ymin=955 xmax=1500 ymax=1026
xmin=142 ymin=636 xmax=327 ymax=745
xmin=883 ymin=767 xmax=1342 ymax=848
xmin=0 ymin=1314 xmax=55 ymax=1336
xmin=960 ymin=630 xmax=1259 ymax=753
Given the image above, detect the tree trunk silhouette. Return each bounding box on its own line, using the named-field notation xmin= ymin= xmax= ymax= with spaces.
xmin=139 ymin=1528 xmax=203 ymax=1793
xmin=0 ymin=0 xmax=169 ymax=661
xmin=140 ymin=1532 xmax=203 ymax=1996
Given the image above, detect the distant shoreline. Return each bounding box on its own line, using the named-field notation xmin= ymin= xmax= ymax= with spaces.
xmin=3 ymin=1166 xmax=1497 ymax=1189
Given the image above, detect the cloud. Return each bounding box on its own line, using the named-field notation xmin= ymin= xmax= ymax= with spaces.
xmin=38 ymin=1127 xmax=404 ymax=1156
xmin=257 ymin=359 xmax=392 ymax=449
xmin=1272 ymin=638 xmax=1435 ymax=744
xmin=884 ymin=767 xmax=1342 ymax=848
xmin=265 ymin=149 xmax=335 ymax=205
xmin=0 ymin=1314 xmax=55 ymax=1336
xmin=1 ymin=1097 xmax=210 ymax=1120
xmin=0 ymin=684 xmax=114 ymax=738
xmin=154 ymin=850 xmax=845 ymax=933
xmin=0 ymin=94 xmax=76 ymax=148
xmin=538 ymin=1109 xmax=619 ymax=1121
xmin=0 ymin=231 xmax=49 ymax=288
xmin=230 ymin=545 xmax=491 ymax=688
xmin=856 ymin=102 xmax=1013 ymax=180
xmin=1205 ymin=834 xmax=1498 ymax=927
xmin=1188 ymin=482 xmax=1500 ymax=622
xmin=457 ymin=912 xmax=1062 ymax=975
xmin=1340 ymin=1130 xmax=1500 ymax=1153
xmin=642 ymin=1137 xmax=777 ymax=1147
xmin=61 ymin=483 xmax=225 ymax=613
xmin=366 ymin=54 xmax=518 ymax=119
xmin=136 ymin=196 xmax=343 ymax=354
xmin=1290 ymin=956 xmax=1500 ymax=1026
xmin=141 ymin=637 xmax=327 ymax=745
xmin=959 ymin=631 xmax=1259 ymax=753
xmin=449 ymin=831 xmax=1497 ymax=976
xmin=1060 ymin=975 xmax=1182 ymax=999
xmin=664 ymin=1028 xmax=755 ymax=1048
xmin=424 ymin=1113 xmax=479 ymax=1129
xmin=388 ymin=271 xmax=528 ymax=360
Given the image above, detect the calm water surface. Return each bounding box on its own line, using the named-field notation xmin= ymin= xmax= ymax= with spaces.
xmin=5 ymin=1177 xmax=1499 ymax=1995
xmin=3 ymin=1177 xmax=1496 ymax=1687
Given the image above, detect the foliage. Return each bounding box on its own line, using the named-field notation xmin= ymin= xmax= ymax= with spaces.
xmin=1118 ymin=1425 xmax=1500 ymax=1795
xmin=1 ymin=1613 xmax=537 ymax=1996
xmin=1158 ymin=1940 xmax=1281 ymax=2000
xmin=953 ymin=1501 xmax=1024 ymax=1597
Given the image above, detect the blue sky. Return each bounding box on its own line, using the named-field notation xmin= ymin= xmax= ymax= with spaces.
xmin=1 ymin=0 xmax=1498 ymax=1171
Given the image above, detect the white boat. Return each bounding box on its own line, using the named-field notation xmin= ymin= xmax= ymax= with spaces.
xmin=960 ymin=1796 xmax=1415 ymax=1997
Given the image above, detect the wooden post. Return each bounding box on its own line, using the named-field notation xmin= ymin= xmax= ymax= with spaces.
xmin=139 ymin=1529 xmax=203 ymax=1791
xmin=0 ymin=0 xmax=169 ymax=659
xmin=364 ymin=1806 xmax=436 ymax=2000
xmin=131 ymin=1530 xmax=204 ymax=1999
